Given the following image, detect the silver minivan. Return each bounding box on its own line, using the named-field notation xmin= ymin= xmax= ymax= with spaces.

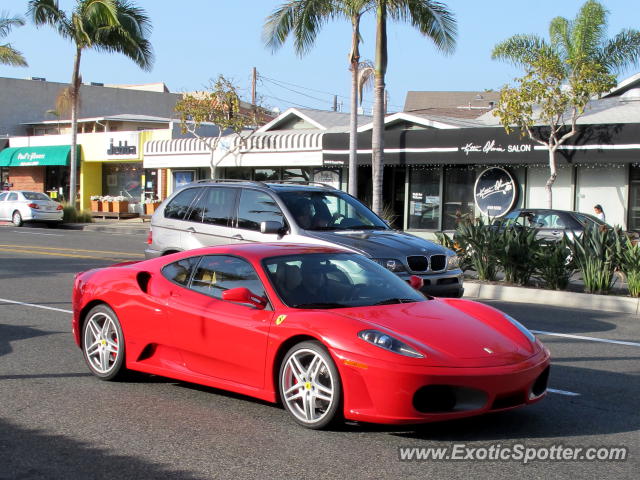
xmin=145 ymin=180 xmax=463 ymax=297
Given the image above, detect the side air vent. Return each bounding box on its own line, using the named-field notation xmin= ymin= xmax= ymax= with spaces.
xmin=136 ymin=271 xmax=152 ymax=293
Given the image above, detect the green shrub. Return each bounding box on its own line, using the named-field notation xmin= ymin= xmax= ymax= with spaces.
xmin=62 ymin=203 xmax=93 ymax=223
xmin=616 ymin=236 xmax=640 ymax=297
xmin=495 ymin=226 xmax=542 ymax=286
xmin=537 ymin=236 xmax=575 ymax=290
xmin=455 ymin=217 xmax=502 ymax=281
xmin=571 ymin=226 xmax=619 ymax=294
xmin=434 ymin=231 xmax=473 ymax=272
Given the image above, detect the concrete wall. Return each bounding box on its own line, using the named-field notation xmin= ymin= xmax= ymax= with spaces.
xmin=0 ymin=77 xmax=182 ymax=137
xmin=576 ymin=165 xmax=628 ymax=228
xmin=525 ymin=165 xmax=574 ymax=210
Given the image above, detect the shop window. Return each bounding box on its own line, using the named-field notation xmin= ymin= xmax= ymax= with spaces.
xmin=408 ymin=168 xmax=441 ymax=230
xmin=442 ymin=167 xmax=476 ymax=230
xmin=102 ymin=163 xmax=143 ymax=201
xmin=629 ymin=165 xmax=640 ymax=232
xmin=225 ymin=167 xmax=252 ymax=180
xmin=254 ymin=169 xmax=280 ymax=182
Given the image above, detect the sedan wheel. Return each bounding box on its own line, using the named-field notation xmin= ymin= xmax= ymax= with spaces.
xmin=279 ymin=341 xmax=342 ymax=429
xmin=12 ymin=211 xmax=22 ymax=227
xmin=82 ymin=304 xmax=126 ymax=380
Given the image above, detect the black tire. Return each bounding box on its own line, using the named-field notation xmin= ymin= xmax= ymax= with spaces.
xmin=279 ymin=340 xmax=342 ymax=429
xmin=12 ymin=210 xmax=23 ymax=227
xmin=81 ymin=304 xmax=127 ymax=381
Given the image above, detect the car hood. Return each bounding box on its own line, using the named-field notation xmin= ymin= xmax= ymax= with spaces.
xmin=305 ymin=229 xmax=448 ymax=258
xmin=335 ymin=299 xmax=537 ymax=367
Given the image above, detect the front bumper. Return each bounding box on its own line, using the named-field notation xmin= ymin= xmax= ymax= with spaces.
xmin=397 ymin=269 xmax=464 ymax=297
xmin=332 ymin=347 xmax=550 ymax=425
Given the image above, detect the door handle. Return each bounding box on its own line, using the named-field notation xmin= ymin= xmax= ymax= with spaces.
xmin=186 ymin=227 xmax=196 ymax=233
xmin=232 ymin=234 xmax=243 ymax=240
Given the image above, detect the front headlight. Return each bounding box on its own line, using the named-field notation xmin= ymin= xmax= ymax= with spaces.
xmin=373 ymin=258 xmax=406 ymax=273
xmin=504 ymin=314 xmax=536 ymax=344
xmin=358 ymin=330 xmax=424 ymax=358
xmin=446 ymin=254 xmax=460 ymax=270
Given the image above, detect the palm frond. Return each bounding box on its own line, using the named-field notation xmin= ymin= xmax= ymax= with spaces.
xmin=571 ymin=0 xmax=607 ymax=60
xmin=387 ymin=0 xmax=457 ymax=54
xmin=600 ymin=29 xmax=640 ymax=73
xmin=549 ymin=16 xmax=571 ymax=60
xmin=492 ymin=34 xmax=550 ymax=66
xmin=355 ymin=60 xmax=375 ymax=104
xmin=0 ymin=44 xmax=28 ymax=67
xmin=0 ymin=13 xmax=25 ymax=39
xmin=27 ymin=0 xmax=72 ymax=38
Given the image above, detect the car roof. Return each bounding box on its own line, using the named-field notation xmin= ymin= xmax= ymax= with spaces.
xmin=182 ymin=179 xmax=335 ymax=192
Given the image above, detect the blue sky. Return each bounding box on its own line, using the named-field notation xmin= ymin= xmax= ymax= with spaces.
xmin=1 ymin=0 xmax=639 ymax=114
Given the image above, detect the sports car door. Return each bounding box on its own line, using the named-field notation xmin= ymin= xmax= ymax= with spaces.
xmin=165 ymin=255 xmax=274 ymax=389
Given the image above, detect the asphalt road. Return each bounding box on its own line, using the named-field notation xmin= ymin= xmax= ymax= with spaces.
xmin=0 ymin=225 xmax=638 ymax=479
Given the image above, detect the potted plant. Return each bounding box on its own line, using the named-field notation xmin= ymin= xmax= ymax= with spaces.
xmin=101 ymin=195 xmax=114 ymax=212
xmin=144 ymin=196 xmax=161 ymax=215
xmin=90 ymin=195 xmax=102 ymax=212
xmin=112 ymin=195 xmax=129 ymax=213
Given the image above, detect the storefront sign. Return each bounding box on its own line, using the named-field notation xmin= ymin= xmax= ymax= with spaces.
xmin=461 ymin=140 xmax=533 ymax=156
xmin=474 ymin=167 xmax=517 ymax=217
xmin=106 ymin=132 xmax=139 ymax=159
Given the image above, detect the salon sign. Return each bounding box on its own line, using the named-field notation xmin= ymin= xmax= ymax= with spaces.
xmin=474 ymin=167 xmax=518 ymax=217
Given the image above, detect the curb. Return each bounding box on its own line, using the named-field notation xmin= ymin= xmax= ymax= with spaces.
xmin=80 ymin=224 xmax=149 ymax=235
xmin=464 ymin=282 xmax=640 ymax=316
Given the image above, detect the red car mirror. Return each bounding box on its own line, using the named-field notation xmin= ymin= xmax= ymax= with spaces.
xmin=222 ymin=287 xmax=267 ymax=309
xmin=408 ymin=275 xmax=424 ymax=290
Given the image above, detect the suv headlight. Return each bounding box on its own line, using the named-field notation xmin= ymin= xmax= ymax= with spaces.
xmin=358 ymin=330 xmax=424 ymax=358
xmin=373 ymin=258 xmax=406 ymax=273
xmin=447 ymin=254 xmax=460 ymax=270
xmin=504 ymin=314 xmax=536 ymax=344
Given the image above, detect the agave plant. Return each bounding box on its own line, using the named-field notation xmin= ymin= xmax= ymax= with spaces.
xmin=571 ymin=225 xmax=619 ymax=294
xmin=435 ymin=231 xmax=473 ymax=273
xmin=537 ymin=236 xmax=575 ymax=290
xmin=615 ymin=236 xmax=640 ymax=297
xmin=495 ymin=226 xmax=542 ymax=286
xmin=454 ymin=218 xmax=502 ymax=281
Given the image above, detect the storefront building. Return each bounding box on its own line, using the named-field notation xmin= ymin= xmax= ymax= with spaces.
xmin=323 ymin=123 xmax=640 ymax=233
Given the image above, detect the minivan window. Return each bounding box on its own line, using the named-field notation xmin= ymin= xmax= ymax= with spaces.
xmin=186 ymin=187 xmax=236 ymax=226
xmin=237 ymin=189 xmax=284 ymax=231
xmin=164 ymin=188 xmax=200 ymax=220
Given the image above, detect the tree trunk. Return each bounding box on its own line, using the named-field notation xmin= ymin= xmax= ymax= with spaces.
xmin=371 ymin=0 xmax=387 ymax=216
xmin=545 ymin=148 xmax=558 ymax=209
xmin=348 ymin=15 xmax=361 ymax=197
xmin=69 ymin=47 xmax=82 ymax=207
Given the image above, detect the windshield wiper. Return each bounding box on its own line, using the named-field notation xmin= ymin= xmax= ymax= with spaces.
xmin=374 ymin=298 xmax=418 ymax=305
xmin=292 ymin=302 xmax=347 ymax=309
xmin=336 ymin=225 xmax=384 ymax=231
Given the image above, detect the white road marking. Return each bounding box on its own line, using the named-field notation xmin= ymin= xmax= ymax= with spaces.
xmin=0 ymin=297 xmax=72 ymax=314
xmin=532 ymin=330 xmax=640 ymax=348
xmin=11 ymin=230 xmax=64 ymax=236
xmin=547 ymin=388 xmax=581 ymax=397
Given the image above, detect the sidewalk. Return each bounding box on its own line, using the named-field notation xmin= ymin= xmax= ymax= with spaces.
xmin=60 ymin=217 xmax=149 ymax=236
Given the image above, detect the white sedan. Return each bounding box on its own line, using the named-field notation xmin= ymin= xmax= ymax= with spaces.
xmin=0 ymin=190 xmax=63 ymax=226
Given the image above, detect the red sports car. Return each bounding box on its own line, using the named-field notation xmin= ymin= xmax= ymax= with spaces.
xmin=72 ymin=243 xmax=550 ymax=429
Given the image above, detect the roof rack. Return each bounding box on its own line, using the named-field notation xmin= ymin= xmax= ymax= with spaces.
xmin=265 ymin=180 xmax=336 ymax=189
xmin=192 ymin=178 xmax=267 ymax=188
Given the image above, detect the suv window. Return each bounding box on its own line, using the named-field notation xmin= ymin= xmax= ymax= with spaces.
xmin=237 ymin=189 xmax=284 ymax=231
xmin=189 ymin=255 xmax=265 ymax=300
xmin=186 ymin=187 xmax=236 ymax=226
xmin=164 ymin=188 xmax=200 ymax=220
xmin=162 ymin=256 xmax=200 ymax=286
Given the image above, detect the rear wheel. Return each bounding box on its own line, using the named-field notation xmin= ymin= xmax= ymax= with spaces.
xmin=12 ymin=210 xmax=22 ymax=227
xmin=279 ymin=341 xmax=342 ymax=429
xmin=82 ymin=304 xmax=127 ymax=381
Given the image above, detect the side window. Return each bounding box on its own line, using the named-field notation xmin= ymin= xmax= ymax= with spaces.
xmin=8 ymin=193 xmax=18 ymax=201
xmin=164 ymin=188 xmax=200 ymax=220
xmin=186 ymin=187 xmax=236 ymax=226
xmin=162 ymin=256 xmax=200 ymax=286
xmin=0 ymin=193 xmax=7 ymax=201
xmin=237 ymin=189 xmax=284 ymax=231
xmin=189 ymin=255 xmax=265 ymax=300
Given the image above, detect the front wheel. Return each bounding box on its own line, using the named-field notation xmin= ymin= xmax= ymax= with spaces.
xmin=82 ymin=304 xmax=127 ymax=381
xmin=12 ymin=210 xmax=23 ymax=227
xmin=279 ymin=341 xmax=342 ymax=429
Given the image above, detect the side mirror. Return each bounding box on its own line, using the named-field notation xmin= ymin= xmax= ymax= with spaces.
xmin=260 ymin=220 xmax=285 ymax=235
xmin=408 ymin=275 xmax=424 ymax=290
xmin=222 ymin=287 xmax=267 ymax=309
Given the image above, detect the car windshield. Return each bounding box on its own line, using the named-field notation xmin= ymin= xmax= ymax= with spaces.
xmin=277 ymin=190 xmax=388 ymax=231
xmin=22 ymin=192 xmax=51 ymax=201
xmin=263 ymin=252 xmax=426 ymax=309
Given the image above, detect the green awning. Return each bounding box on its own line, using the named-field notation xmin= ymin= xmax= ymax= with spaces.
xmin=0 ymin=145 xmax=78 ymax=167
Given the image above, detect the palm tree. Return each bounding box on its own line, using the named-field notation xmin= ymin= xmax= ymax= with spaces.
xmin=28 ymin=0 xmax=154 ymax=206
xmin=263 ymin=0 xmax=373 ymax=197
xmin=370 ymin=0 xmax=456 ymax=215
xmin=0 ymin=13 xmax=27 ymax=67
xmin=492 ymin=0 xmax=640 ymax=207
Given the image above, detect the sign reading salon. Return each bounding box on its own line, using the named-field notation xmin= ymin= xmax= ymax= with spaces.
xmin=474 ymin=167 xmax=518 ymax=217
xmin=106 ymin=132 xmax=139 ymax=160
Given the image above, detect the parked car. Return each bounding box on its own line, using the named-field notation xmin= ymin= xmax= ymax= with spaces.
xmin=491 ymin=208 xmax=611 ymax=242
xmin=0 ymin=190 xmax=63 ymax=226
xmin=145 ymin=180 xmax=464 ymax=297
xmin=73 ymin=243 xmax=550 ymax=429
